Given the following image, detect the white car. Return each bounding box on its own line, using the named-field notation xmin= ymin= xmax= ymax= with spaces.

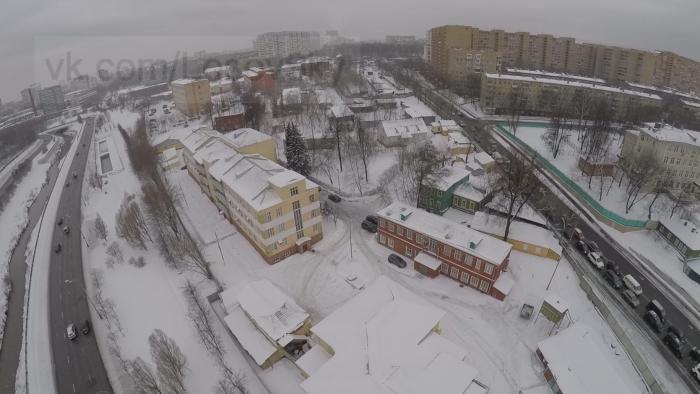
xmin=692 ymin=363 xmax=700 ymax=383
xmin=66 ymin=323 xmax=77 ymax=340
xmin=587 ymin=252 xmax=604 ymax=269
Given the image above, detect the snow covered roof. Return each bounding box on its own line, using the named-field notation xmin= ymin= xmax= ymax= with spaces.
xmin=682 ymin=99 xmax=700 ymax=109
xmin=381 ymin=118 xmax=430 ymax=138
xmin=296 ymin=345 xmax=332 ymax=377
xmin=453 ymin=183 xmax=485 ymax=203
xmin=485 ymin=73 xmax=662 ymax=100
xmin=427 ymin=165 xmax=470 ymax=191
xmin=170 ymin=78 xmax=199 ymax=86
xmin=636 ymin=124 xmax=700 ymax=147
xmin=537 ymin=323 xmax=637 ymax=394
xmin=222 ymin=128 xmax=273 ymax=149
xmin=659 ymin=217 xmax=700 ymax=250
xmin=414 ymin=252 xmax=441 ymax=270
xmin=302 ymin=276 xmax=483 ymax=394
xmin=448 ymin=132 xmax=469 ymax=145
xmin=242 ymin=70 xmax=259 ymax=78
xmin=627 ymin=82 xmax=700 ymax=102
xmin=282 ymin=87 xmax=302 ymax=105
xmin=474 ymin=151 xmax=495 ymax=166
xmin=470 ymin=212 xmax=562 ymax=255
xmin=268 ymin=170 xmax=305 ymax=188
xmin=224 ymin=305 xmax=278 ymax=365
xmin=329 ymin=104 xmax=354 ymax=118
xmin=492 ymin=272 xmax=515 ymax=296
xmin=506 ymin=68 xmax=606 ymax=84
xmin=377 ymin=202 xmax=512 ymax=266
xmin=543 ymin=293 xmax=570 ymax=315
xmin=432 ymin=119 xmax=459 ymax=128
xmin=221 ymin=280 xmax=309 ymax=348
xmin=204 ymin=65 xmax=230 ymax=74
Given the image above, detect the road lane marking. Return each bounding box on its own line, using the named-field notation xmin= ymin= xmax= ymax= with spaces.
xmin=66 ymin=355 xmax=70 ymax=365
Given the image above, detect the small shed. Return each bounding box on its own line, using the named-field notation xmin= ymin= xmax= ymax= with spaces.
xmin=414 ymin=252 xmax=441 ymax=278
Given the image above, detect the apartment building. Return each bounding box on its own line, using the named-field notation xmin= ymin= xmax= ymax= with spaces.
xmin=178 ymin=128 xmax=322 ymax=263
xmin=385 ymin=35 xmax=417 ymax=44
xmin=425 ymin=25 xmax=700 ymax=94
xmin=620 ymin=123 xmax=700 ymax=192
xmin=253 ymin=31 xmax=321 ymax=59
xmin=38 ymin=85 xmax=66 ymax=115
xmin=171 ymin=79 xmax=211 ymax=116
xmin=479 ymin=72 xmax=662 ymax=119
xmin=376 ymin=202 xmax=513 ymax=300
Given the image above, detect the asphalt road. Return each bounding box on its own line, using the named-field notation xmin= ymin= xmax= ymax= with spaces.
xmin=49 ymin=117 xmax=112 ymax=394
xmin=390 ymin=65 xmax=700 ymax=390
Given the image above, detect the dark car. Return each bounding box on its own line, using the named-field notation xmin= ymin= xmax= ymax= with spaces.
xmin=575 ymin=240 xmax=589 ymax=255
xmin=365 ymin=215 xmax=379 ymax=226
xmin=54 ymin=243 xmax=62 ymax=254
xmin=388 ymin=253 xmax=407 ymax=268
xmin=81 ymin=320 xmax=91 ymax=335
xmin=664 ymin=330 xmax=684 ymax=359
xmin=690 ymin=346 xmax=700 ymax=362
xmin=646 ymin=300 xmax=666 ymax=324
xmin=621 ymin=289 xmax=640 ymax=308
xmin=63 ymin=226 xmax=70 ymax=234
xmin=72 ymin=172 xmax=77 ymax=179
xmin=328 ymin=194 xmax=341 ymax=203
xmin=65 ymin=181 xmax=70 ymax=187
xmin=644 ymin=310 xmax=663 ymax=333
xmin=603 ymin=269 xmax=623 ymax=289
xmin=605 ymin=260 xmax=621 ymax=275
xmin=361 ymin=220 xmax=378 ymax=233
xmin=57 ymin=217 xmax=64 ymax=226
xmin=585 ymin=240 xmax=601 ymax=254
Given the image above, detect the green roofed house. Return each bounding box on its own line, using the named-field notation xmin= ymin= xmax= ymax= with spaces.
xmin=418 ymin=166 xmax=471 ymax=215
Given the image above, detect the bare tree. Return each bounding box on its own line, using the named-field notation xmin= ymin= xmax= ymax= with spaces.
xmin=670 ymin=185 xmax=692 ymax=219
xmin=94 ymin=214 xmax=108 ymax=241
xmin=571 ymin=89 xmax=593 ymax=132
xmin=541 ymin=94 xmax=571 ymax=159
xmin=492 ymin=155 xmax=541 ymax=242
xmin=411 ymin=143 xmax=448 ymax=208
xmin=182 ymin=280 xmax=224 ymax=360
xmin=623 ymin=152 xmax=662 ymax=214
xmin=106 ymin=241 xmax=124 ymax=263
xmin=116 ymin=194 xmax=152 ymax=249
xmin=506 ymin=86 xmax=525 ymax=134
xmin=127 ymin=357 xmax=163 ymax=394
xmin=142 ymin=179 xmax=182 ymax=241
xmin=149 ymin=329 xmax=188 ymax=394
xmin=214 ymin=366 xmax=249 ymax=394
xmin=646 ymin=183 xmax=666 ymax=220
xmin=355 ymin=122 xmax=374 ymax=182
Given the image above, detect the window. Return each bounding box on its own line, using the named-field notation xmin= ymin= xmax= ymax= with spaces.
xmin=469 ymin=276 xmax=479 ymax=288
xmin=406 ymin=229 xmax=413 ymax=240
xmin=380 ymin=219 xmax=386 ymax=228
xmin=264 ymin=228 xmax=274 ymax=238
xmin=405 ymin=247 xmax=413 ymax=257
xmin=460 ymin=272 xmax=469 ymax=284
xmin=388 ymin=238 xmax=394 ymax=248
xmin=313 ymin=223 xmax=321 ymax=232
xmin=443 ymin=245 xmax=452 ymax=257
xmin=397 ymin=226 xmax=404 ymax=236
xmin=464 ymin=254 xmax=473 ymax=266
xmin=453 ymin=250 xmax=461 ymax=261
xmin=264 ymin=212 xmax=272 ymax=222
xmin=379 ymin=234 xmax=386 ymax=244
xmin=479 ymin=280 xmax=490 ymax=293
xmin=278 ymin=223 xmax=285 ymax=232
xmin=388 ymin=222 xmax=395 ymax=232
xmin=290 ymin=186 xmax=299 ymax=196
xmin=450 ymin=267 xmax=459 ymax=279
xmin=484 ymin=264 xmax=494 ymax=275
xmin=440 ymin=263 xmax=449 ymax=274
xmin=309 ymin=193 xmax=315 ymax=202
xmin=475 ymin=259 xmax=482 ymax=271
xmin=427 ymin=238 xmax=437 ymax=251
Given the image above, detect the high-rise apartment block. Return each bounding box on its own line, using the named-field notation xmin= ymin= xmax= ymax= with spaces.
xmin=425 ymin=25 xmax=700 ymax=94
xmin=253 ymin=31 xmax=321 ymax=59
xmin=38 ymin=85 xmax=66 ymax=115
xmin=171 ymin=79 xmax=211 ymax=116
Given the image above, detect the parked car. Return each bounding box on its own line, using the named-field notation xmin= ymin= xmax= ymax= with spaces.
xmin=622 ymin=274 xmax=642 ymax=296
xmin=585 ymin=240 xmax=601 ymax=254
xmin=57 ymin=217 xmax=64 ymax=226
xmin=646 ymin=299 xmax=666 ymax=323
xmin=361 ymin=220 xmax=377 ymax=233
xmin=66 ymin=323 xmax=78 ymax=340
xmin=605 ymin=260 xmax=621 ymax=275
xmin=65 ymin=181 xmax=70 ymax=187
xmin=621 ymin=289 xmax=640 ymax=308
xmin=63 ymin=226 xmax=70 ymax=234
xmin=565 ymin=226 xmax=583 ymax=240
xmin=575 ymin=240 xmax=589 ymax=255
xmin=692 ymin=363 xmax=700 ymax=383
xmin=690 ymin=346 xmax=700 ymax=363
xmin=328 ymin=194 xmax=342 ymax=203
xmin=664 ymin=329 xmax=684 ymax=359
xmin=587 ymin=252 xmax=604 ymax=269
xmin=365 ymin=215 xmax=379 ymax=226
xmin=603 ymin=269 xmax=623 ymax=289
xmin=72 ymin=172 xmax=77 ymax=179
xmin=54 ymin=243 xmax=62 ymax=254
xmin=644 ymin=310 xmax=663 ymax=333
xmin=81 ymin=320 xmax=91 ymax=335
xmin=388 ymin=253 xmax=407 ymax=268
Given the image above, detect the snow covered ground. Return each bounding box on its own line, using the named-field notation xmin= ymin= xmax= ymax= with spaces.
xmin=81 ymin=109 xmax=270 ymax=394
xmin=172 ymin=159 xmax=650 ymax=393
xmin=0 ymin=135 xmax=62 ymax=352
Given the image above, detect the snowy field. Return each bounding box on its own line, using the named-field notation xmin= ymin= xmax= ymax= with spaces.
xmin=0 ymin=134 xmax=62 ymax=351
xmin=172 ymin=159 xmax=649 ymax=393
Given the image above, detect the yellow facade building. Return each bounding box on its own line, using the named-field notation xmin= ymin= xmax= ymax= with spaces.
xmin=171 ymin=78 xmax=211 ymax=116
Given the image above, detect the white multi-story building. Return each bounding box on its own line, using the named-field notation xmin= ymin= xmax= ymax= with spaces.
xmin=253 ymin=31 xmax=321 ymax=59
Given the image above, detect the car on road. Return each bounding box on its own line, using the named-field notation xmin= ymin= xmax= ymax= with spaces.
xmin=644 ymin=310 xmax=663 ymax=333
xmin=692 ymin=363 xmax=700 ymax=383
xmin=565 ymin=226 xmax=584 ymax=241
xmin=622 ymin=274 xmax=642 ymax=296
xmin=54 ymin=243 xmax=62 ymax=253
xmin=328 ymin=194 xmax=341 ymax=203
xmin=57 ymin=217 xmax=63 ymax=226
xmin=72 ymin=172 xmax=77 ymax=178
xmin=603 ymin=269 xmax=623 ymax=289
xmin=66 ymin=323 xmax=78 ymax=340
xmin=664 ymin=328 xmax=684 ymax=359
xmin=388 ymin=253 xmax=407 ymax=268
xmin=65 ymin=181 xmax=70 ymax=187
xmin=575 ymin=240 xmax=589 ymax=255
xmin=82 ymin=320 xmax=91 ymax=335
xmin=361 ymin=219 xmax=377 ymax=233
xmin=63 ymin=226 xmax=70 ymax=234
xmin=365 ymin=215 xmax=379 ymax=226
xmin=646 ymin=299 xmax=666 ymax=323
xmin=587 ymin=252 xmax=604 ymax=269
xmin=605 ymin=260 xmax=621 ymax=275
xmin=690 ymin=346 xmax=700 ymax=363
xmin=621 ymin=289 xmax=640 ymax=308
xmin=585 ymin=240 xmax=601 ymax=254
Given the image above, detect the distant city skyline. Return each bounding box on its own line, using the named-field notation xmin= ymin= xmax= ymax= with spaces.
xmin=1 ymin=0 xmax=699 ymax=102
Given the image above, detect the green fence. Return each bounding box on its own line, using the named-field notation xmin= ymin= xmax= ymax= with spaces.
xmin=495 ymin=123 xmax=648 ymax=229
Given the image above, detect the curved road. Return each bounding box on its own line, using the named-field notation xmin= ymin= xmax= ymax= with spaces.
xmin=49 ymin=117 xmax=112 ymax=394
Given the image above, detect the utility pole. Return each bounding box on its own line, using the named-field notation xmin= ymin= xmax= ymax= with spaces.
xmin=215 ymin=231 xmax=225 ymax=263
xmin=546 ymin=258 xmax=561 ymax=291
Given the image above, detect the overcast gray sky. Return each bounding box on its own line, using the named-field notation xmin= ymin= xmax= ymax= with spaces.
xmin=1 ymin=0 xmax=699 ymax=102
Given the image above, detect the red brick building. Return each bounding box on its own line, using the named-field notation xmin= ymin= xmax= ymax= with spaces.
xmin=376 ymin=202 xmax=513 ymax=300
xmin=213 ymin=110 xmax=246 ymax=132
xmin=243 ymin=68 xmax=277 ymax=95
